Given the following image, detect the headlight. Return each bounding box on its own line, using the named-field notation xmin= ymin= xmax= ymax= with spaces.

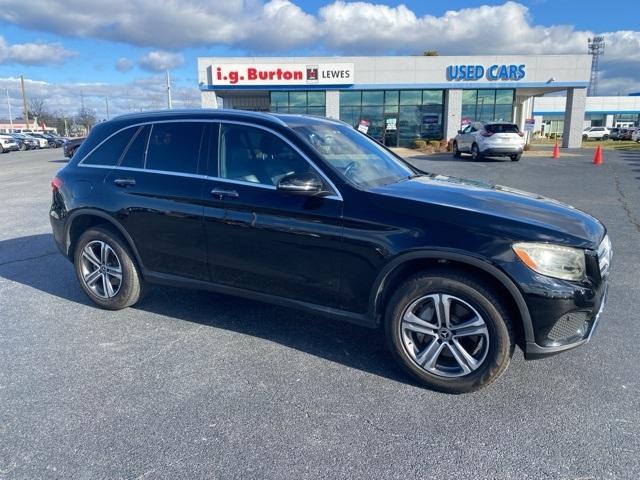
xmin=512 ymin=242 xmax=586 ymax=281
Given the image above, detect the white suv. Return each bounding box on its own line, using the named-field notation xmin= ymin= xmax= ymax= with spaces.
xmin=0 ymin=134 xmax=19 ymax=153
xmin=582 ymin=126 xmax=610 ymax=140
xmin=453 ymin=122 xmax=525 ymax=161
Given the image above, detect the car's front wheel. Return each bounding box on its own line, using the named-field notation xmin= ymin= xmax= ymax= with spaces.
xmin=510 ymin=153 xmax=521 ymax=162
xmin=385 ymin=269 xmax=514 ymax=393
xmin=74 ymin=226 xmax=145 ymax=310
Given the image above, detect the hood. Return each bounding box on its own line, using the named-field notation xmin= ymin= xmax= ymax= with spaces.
xmin=370 ymin=173 xmax=605 ymax=248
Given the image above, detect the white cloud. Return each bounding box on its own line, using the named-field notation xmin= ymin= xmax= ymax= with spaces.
xmin=137 ymin=51 xmax=184 ymax=72
xmin=0 ymin=36 xmax=76 ymax=65
xmin=115 ymin=57 xmax=133 ymax=72
xmin=0 ymin=1 xmax=639 ymax=94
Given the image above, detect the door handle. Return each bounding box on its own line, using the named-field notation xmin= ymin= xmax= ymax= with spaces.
xmin=210 ymin=188 xmax=239 ymax=200
xmin=113 ymin=178 xmax=136 ymax=187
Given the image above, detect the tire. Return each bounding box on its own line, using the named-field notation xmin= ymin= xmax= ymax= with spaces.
xmin=510 ymin=154 xmax=521 ymax=162
xmin=582 ymin=135 xmax=588 ymax=141
xmin=384 ymin=268 xmax=515 ymax=394
xmin=74 ymin=226 xmax=145 ymax=310
xmin=19 ymin=143 xmax=26 ymax=151
xmin=471 ymin=143 xmax=482 ymax=161
xmin=453 ymin=141 xmax=461 ymax=158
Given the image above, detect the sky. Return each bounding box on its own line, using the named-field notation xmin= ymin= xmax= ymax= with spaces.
xmin=0 ymin=0 xmax=639 ymax=120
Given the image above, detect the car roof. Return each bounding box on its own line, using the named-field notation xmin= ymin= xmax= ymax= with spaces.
xmin=110 ymin=108 xmax=345 ymax=130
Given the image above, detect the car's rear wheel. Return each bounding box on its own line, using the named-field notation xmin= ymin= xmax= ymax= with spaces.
xmin=385 ymin=269 xmax=514 ymax=393
xmin=510 ymin=153 xmax=521 ymax=162
xmin=453 ymin=141 xmax=461 ymax=158
xmin=602 ymin=135 xmax=609 ymax=140
xmin=74 ymin=226 xmax=145 ymax=310
xmin=471 ymin=143 xmax=482 ymax=161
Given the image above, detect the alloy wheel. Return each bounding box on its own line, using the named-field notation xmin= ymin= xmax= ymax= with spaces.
xmin=399 ymin=293 xmax=490 ymax=377
xmin=80 ymin=240 xmax=122 ymax=299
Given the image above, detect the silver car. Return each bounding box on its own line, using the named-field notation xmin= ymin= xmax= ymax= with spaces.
xmin=453 ymin=122 xmax=525 ymax=162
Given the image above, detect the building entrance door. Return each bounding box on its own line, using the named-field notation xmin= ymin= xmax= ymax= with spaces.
xmin=383 ymin=114 xmax=398 ymax=147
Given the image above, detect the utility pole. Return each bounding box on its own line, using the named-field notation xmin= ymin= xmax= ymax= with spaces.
xmin=20 ymin=75 xmax=29 ymax=127
xmin=588 ymin=36 xmax=605 ymax=96
xmin=105 ymin=97 xmax=110 ymax=120
xmin=6 ymin=89 xmax=13 ymax=130
xmin=166 ymin=70 xmax=172 ymax=109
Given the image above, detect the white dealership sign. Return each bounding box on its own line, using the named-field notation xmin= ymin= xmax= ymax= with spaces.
xmin=209 ymin=63 xmax=354 ymax=86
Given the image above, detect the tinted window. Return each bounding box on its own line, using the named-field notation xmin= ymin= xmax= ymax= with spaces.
xmin=83 ymin=127 xmax=137 ymax=166
xmin=120 ymin=125 xmax=150 ymax=169
xmin=146 ymin=122 xmax=204 ymax=174
xmin=485 ymin=124 xmax=519 ymax=134
xmin=219 ymin=124 xmax=312 ymax=186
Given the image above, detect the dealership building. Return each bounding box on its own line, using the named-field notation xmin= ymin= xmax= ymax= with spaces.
xmin=198 ymin=54 xmax=594 ymax=148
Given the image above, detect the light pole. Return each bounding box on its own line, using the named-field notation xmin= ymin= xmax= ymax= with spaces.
xmin=6 ymin=89 xmax=13 ymax=131
xmin=166 ymin=70 xmax=172 ymax=109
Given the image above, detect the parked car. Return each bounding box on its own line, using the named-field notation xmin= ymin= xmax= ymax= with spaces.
xmin=29 ymin=132 xmax=55 ymax=148
xmin=452 ymin=122 xmax=524 ymax=161
xmin=24 ymin=133 xmax=49 ymax=149
xmin=49 ymin=110 xmax=611 ymax=393
xmin=608 ymin=127 xmax=621 ymax=140
xmin=42 ymin=133 xmax=65 ymax=148
xmin=0 ymin=134 xmax=19 ymax=153
xmin=10 ymin=133 xmax=38 ymax=150
xmin=582 ymin=126 xmax=610 ymax=140
xmin=63 ymin=137 xmax=85 ymax=158
xmin=631 ymin=128 xmax=640 ymax=142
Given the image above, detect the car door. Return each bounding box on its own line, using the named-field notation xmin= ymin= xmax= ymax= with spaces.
xmin=103 ymin=121 xmax=210 ymax=281
xmin=201 ymin=121 xmax=344 ymax=308
xmin=458 ymin=124 xmax=475 ymax=151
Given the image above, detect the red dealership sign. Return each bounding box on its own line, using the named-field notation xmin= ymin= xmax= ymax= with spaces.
xmin=210 ymin=63 xmax=354 ymax=86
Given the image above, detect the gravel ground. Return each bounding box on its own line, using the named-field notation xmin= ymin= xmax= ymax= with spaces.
xmin=1 ymin=147 xmax=639 ymax=479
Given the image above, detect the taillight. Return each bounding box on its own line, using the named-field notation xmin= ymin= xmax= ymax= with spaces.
xmin=51 ymin=176 xmax=63 ymax=192
xmin=481 ymin=131 xmax=494 ymax=137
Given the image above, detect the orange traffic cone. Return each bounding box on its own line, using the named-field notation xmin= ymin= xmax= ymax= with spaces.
xmin=552 ymin=142 xmax=560 ymax=159
xmin=593 ymin=145 xmax=603 ymax=165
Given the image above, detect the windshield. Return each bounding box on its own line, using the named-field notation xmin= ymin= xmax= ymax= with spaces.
xmin=291 ymin=122 xmax=414 ymax=188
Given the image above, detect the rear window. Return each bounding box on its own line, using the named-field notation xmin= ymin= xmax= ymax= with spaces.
xmin=82 ymin=127 xmax=138 ymax=166
xmin=485 ymin=124 xmax=520 ymax=134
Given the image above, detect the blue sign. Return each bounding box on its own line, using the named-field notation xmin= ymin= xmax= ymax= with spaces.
xmin=446 ymin=64 xmax=525 ymax=81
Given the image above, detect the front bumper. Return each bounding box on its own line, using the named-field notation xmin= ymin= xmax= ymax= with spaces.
xmin=524 ymin=281 xmax=608 ymax=359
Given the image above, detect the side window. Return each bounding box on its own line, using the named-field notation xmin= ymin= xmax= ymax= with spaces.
xmin=83 ymin=127 xmax=137 ymax=166
xmin=119 ymin=125 xmax=150 ymax=169
xmin=219 ymin=124 xmax=312 ymax=186
xmin=146 ymin=122 xmax=204 ymax=174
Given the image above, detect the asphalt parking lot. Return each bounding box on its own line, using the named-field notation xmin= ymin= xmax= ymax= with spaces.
xmin=1 ymin=147 xmax=639 ymax=479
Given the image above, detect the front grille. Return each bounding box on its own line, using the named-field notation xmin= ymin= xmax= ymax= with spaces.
xmin=547 ymin=312 xmax=589 ymax=342
xmin=597 ymin=234 xmax=612 ymax=278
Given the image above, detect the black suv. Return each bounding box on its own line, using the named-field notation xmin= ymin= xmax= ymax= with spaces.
xmin=50 ymin=110 xmax=611 ymax=393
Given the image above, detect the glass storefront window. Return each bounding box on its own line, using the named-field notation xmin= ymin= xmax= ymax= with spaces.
xmin=340 ymin=91 xmax=361 ymax=106
xmin=289 ymin=91 xmax=307 ymax=107
xmin=400 ymin=90 xmax=422 ymax=105
xmin=269 ymin=91 xmax=326 ymax=114
xmin=307 ymin=91 xmax=325 ymax=106
xmin=422 ymin=90 xmax=443 ymax=105
xmin=384 ymin=91 xmax=399 ymax=106
xmin=339 ymin=89 xmax=445 ymax=146
xmin=461 ymin=89 xmax=514 ymax=124
xmin=495 ymin=90 xmax=514 ymax=104
xmin=362 ymin=90 xmax=384 ymax=106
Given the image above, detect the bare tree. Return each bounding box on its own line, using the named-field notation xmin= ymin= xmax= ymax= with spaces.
xmin=422 ymin=50 xmax=439 ymax=56
xmin=177 ymin=88 xmax=199 ymax=108
xmin=76 ymin=107 xmax=97 ymax=132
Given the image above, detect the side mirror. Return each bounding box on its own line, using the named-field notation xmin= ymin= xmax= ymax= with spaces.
xmin=457 ymin=129 xmax=464 ymax=134
xmin=277 ymin=173 xmax=327 ymax=196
